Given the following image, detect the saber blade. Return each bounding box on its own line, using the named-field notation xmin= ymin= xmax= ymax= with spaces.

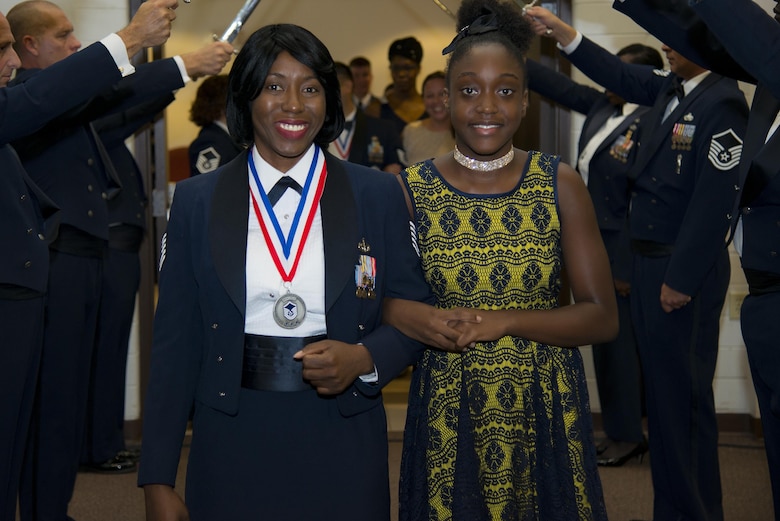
xmin=219 ymin=0 xmax=262 ymax=43
xmin=432 ymin=0 xmax=455 ymax=18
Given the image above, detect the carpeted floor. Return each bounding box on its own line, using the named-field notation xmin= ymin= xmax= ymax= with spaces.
xmin=59 ymin=430 xmax=772 ymax=521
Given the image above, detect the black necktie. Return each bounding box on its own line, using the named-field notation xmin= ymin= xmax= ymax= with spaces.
xmin=344 ymin=119 xmax=354 ymax=131
xmin=671 ymin=76 xmax=685 ymax=101
xmin=662 ymin=77 xmax=686 ymax=122
xmin=267 ymin=176 xmax=302 ymax=206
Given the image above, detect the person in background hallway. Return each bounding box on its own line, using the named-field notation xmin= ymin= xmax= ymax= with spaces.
xmin=401 ymin=71 xmax=454 ymax=166
xmin=138 ymin=23 xmax=433 ymax=521
xmin=349 ymin=55 xmax=382 ymax=118
xmin=526 ymin=43 xmax=664 ymax=467
xmin=525 ymin=5 xmax=749 ymax=520
xmin=188 ymin=74 xmax=244 ymax=177
xmin=0 ymin=2 xmax=177 ymax=519
xmin=609 ymin=2 xmax=780 ymax=517
xmin=384 ymin=0 xmax=618 ymax=517
xmin=380 ymin=36 xmax=426 ymax=135
xmin=7 ymin=1 xmax=233 ymax=519
xmin=329 ymin=62 xmax=403 ymax=173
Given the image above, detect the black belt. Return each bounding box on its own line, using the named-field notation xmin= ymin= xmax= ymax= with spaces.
xmin=743 ymin=268 xmax=780 ymax=296
xmin=108 ymin=224 xmax=144 ymax=252
xmin=50 ymin=225 xmax=106 ymax=258
xmin=242 ymin=334 xmax=327 ymax=392
xmin=631 ymin=239 xmax=675 ymax=258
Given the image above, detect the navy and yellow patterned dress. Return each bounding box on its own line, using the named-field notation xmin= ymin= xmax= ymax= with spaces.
xmin=399 ymin=152 xmax=607 ymax=521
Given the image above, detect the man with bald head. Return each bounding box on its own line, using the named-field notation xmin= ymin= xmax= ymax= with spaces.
xmin=6 ymin=2 xmax=232 ymax=519
xmin=0 ymin=3 xmax=179 ymax=519
xmin=6 ymin=0 xmax=82 ymax=69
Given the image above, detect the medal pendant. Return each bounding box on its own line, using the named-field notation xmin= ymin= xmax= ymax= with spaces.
xmin=274 ymin=293 xmax=307 ymax=329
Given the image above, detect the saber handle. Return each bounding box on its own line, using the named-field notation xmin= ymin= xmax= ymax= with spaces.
xmin=219 ymin=0 xmax=262 ymax=43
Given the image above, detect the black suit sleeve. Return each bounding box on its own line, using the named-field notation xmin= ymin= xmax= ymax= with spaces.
xmin=0 ymin=43 xmax=122 ymax=145
xmin=526 ymin=58 xmax=603 ymax=115
xmin=612 ymin=0 xmax=755 ymax=84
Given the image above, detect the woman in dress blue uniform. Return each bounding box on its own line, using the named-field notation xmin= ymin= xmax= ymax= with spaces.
xmin=187 ymin=74 xmax=244 ymax=177
xmin=138 ymin=23 xmax=432 ymax=521
xmin=385 ymin=0 xmax=618 ymax=518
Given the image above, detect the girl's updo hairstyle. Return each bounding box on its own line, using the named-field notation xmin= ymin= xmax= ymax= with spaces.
xmin=444 ymin=0 xmax=533 ymax=89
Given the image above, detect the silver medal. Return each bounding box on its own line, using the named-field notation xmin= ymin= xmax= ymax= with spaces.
xmin=273 ymin=293 xmax=306 ymax=329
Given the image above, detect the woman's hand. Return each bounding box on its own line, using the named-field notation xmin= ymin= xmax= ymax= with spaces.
xmin=294 ymin=341 xmax=375 ymax=395
xmin=450 ymin=309 xmax=515 ymax=347
xmin=614 ymin=278 xmax=631 ymax=298
xmin=144 ymin=484 xmax=189 ymax=521
xmin=660 ymin=283 xmax=692 ymax=313
xmin=383 ymin=298 xmax=481 ymax=352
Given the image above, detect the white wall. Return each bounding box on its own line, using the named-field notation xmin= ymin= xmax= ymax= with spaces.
xmin=2 ymin=0 xmax=773 ymax=420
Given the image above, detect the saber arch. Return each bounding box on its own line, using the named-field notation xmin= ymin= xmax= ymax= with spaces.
xmin=0 ymin=0 xmax=771 ymax=435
